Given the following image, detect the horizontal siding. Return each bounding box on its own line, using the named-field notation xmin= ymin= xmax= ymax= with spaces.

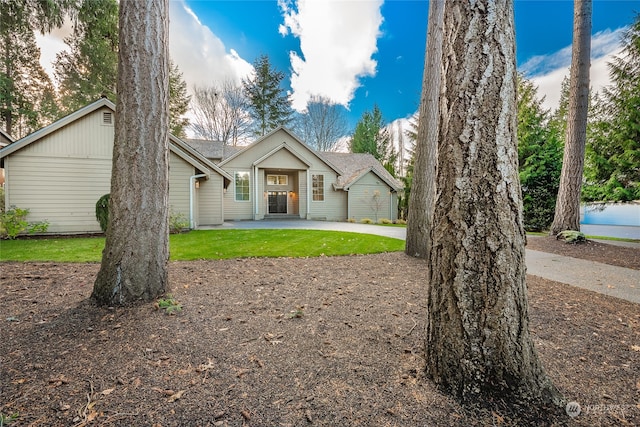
xmin=199 ymin=175 xmax=224 ymax=225
xmin=307 ymin=170 xmax=346 ymax=221
xmin=6 ymin=155 xmax=111 ymax=233
xmin=223 ymin=169 xmax=253 ymax=220
xmin=348 ymin=174 xmax=394 ymax=221
xmin=168 ymin=152 xmax=193 ymax=219
xmin=20 ymin=108 xmax=114 ymax=159
xmin=5 ymin=146 xmax=206 ymax=234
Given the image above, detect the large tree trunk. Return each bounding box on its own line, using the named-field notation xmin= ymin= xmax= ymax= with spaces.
xmin=425 ymin=0 xmax=560 ymax=409
xmin=92 ymin=0 xmax=170 ymax=306
xmin=405 ymin=0 xmax=444 ymax=259
xmin=550 ymin=0 xmax=592 ymax=235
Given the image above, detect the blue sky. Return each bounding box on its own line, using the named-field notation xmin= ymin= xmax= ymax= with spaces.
xmin=38 ymin=0 xmax=639 ymax=135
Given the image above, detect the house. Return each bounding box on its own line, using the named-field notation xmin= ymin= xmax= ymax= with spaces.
xmin=0 ymin=98 xmax=231 ymax=233
xmin=0 ymin=99 xmax=402 ymax=234
xmin=214 ymin=127 xmax=402 ymax=222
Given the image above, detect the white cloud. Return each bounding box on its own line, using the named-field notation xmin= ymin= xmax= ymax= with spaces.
xmin=35 ymin=1 xmax=253 ymax=95
xmin=524 ymin=27 xmax=626 ymax=111
xmin=169 ymin=1 xmax=253 ymax=90
xmin=278 ymin=0 xmax=384 ymax=112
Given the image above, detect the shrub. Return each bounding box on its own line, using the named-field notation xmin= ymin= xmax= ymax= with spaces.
xmin=347 ymin=217 xmax=356 ymax=223
xmin=95 ymin=194 xmax=110 ymax=232
xmin=0 ymin=207 xmax=49 ymax=239
xmin=556 ymin=230 xmax=586 ymax=244
xmin=169 ymin=210 xmax=189 ymax=234
xmin=360 ymin=218 xmax=373 ymax=224
xmin=0 ymin=187 xmax=5 ymax=212
xmin=394 ymin=219 xmax=407 ymax=225
xmin=378 ymin=218 xmax=392 ymax=224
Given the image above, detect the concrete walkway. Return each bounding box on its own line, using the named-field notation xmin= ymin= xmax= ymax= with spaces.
xmin=215 ymin=220 xmax=640 ymax=304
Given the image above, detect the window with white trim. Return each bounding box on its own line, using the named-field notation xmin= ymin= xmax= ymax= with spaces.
xmin=235 ymin=171 xmax=250 ymax=201
xmin=267 ymin=174 xmax=288 ymax=185
xmin=312 ymin=174 xmax=324 ymax=201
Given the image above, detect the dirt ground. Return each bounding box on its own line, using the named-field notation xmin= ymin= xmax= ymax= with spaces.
xmin=1 ymin=236 xmax=639 ymax=426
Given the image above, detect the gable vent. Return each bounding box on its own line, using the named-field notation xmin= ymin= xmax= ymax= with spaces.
xmin=102 ymin=112 xmax=113 ymax=125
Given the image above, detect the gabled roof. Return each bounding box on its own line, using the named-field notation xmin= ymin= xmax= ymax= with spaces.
xmin=219 ymin=126 xmax=343 ymax=175
xmin=183 ymin=138 xmax=242 ymax=161
xmin=321 ymin=152 xmax=403 ymax=192
xmin=0 ymin=98 xmax=231 ymax=182
xmin=170 ymin=135 xmax=233 ymax=182
xmin=0 ymin=128 xmax=13 ymax=146
xmin=0 ymin=97 xmax=115 ymax=159
xmin=252 ymin=142 xmax=313 ymax=168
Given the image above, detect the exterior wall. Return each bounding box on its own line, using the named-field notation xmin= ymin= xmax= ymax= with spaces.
xmin=348 ymin=172 xmax=396 ymax=222
xmin=198 ymin=174 xmax=224 ymax=225
xmin=220 ymin=129 xmax=348 ymax=221
xmin=4 ymin=109 xmax=114 ymax=233
xmin=223 ymin=168 xmax=254 ymax=220
xmin=5 ymin=155 xmax=111 ymax=233
xmin=168 ymin=151 xmax=193 ymax=222
xmin=2 ymin=106 xmax=222 ymax=234
xmin=308 ymin=169 xmax=346 ymax=221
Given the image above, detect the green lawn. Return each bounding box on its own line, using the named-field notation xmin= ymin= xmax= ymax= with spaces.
xmin=0 ymin=229 xmax=405 ymax=263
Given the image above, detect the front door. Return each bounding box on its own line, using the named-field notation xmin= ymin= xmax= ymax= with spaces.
xmin=268 ymin=191 xmax=288 ymax=214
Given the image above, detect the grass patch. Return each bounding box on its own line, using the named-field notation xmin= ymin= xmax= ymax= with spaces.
xmin=0 ymin=229 xmax=404 ymax=263
xmin=169 ymin=229 xmax=403 ymax=260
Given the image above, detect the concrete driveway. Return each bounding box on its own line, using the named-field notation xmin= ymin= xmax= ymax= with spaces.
xmin=213 ymin=220 xmax=639 ymax=304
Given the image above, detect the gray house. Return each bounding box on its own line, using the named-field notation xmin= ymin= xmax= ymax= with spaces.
xmin=0 ymin=99 xmax=402 ymax=234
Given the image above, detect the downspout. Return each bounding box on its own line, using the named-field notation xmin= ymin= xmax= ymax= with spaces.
xmin=190 ymin=174 xmax=207 ymax=229
xmin=306 ymin=171 xmax=311 ymax=220
xmin=254 ymin=165 xmax=259 ymax=218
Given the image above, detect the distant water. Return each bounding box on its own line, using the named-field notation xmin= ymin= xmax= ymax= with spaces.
xmin=581 ymin=203 xmax=640 ymax=226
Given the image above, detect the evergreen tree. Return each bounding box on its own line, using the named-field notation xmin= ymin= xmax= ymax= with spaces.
xmin=583 ymin=14 xmax=640 ymax=202
xmin=426 ymin=0 xmax=560 ymax=411
xmin=93 ymin=0 xmax=170 ymax=307
xmin=350 ymin=104 xmax=397 ymax=176
xmin=550 ymin=0 xmax=592 ymax=235
xmin=1 ymin=1 xmax=61 ymax=138
xmin=54 ymin=0 xmax=118 ymax=113
xmin=243 ymin=54 xmax=292 ymax=136
xmin=168 ymin=60 xmax=190 ymax=138
xmin=517 ymin=75 xmax=563 ymax=231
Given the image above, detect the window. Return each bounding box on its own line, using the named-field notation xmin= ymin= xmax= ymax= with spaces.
xmin=312 ymin=174 xmax=324 ymax=201
xmin=235 ymin=171 xmax=250 ymax=201
xmin=267 ymin=174 xmax=288 ymax=185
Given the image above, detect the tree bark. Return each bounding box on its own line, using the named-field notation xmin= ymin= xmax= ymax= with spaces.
xmin=92 ymin=0 xmax=170 ymax=306
xmin=550 ymin=0 xmax=592 ymax=235
xmin=425 ymin=0 xmax=560 ymax=408
xmin=405 ymin=0 xmax=444 ymax=259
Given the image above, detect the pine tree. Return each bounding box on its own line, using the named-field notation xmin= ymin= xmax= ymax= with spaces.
xmin=1 ymin=0 xmax=63 ymax=137
xmin=550 ymin=0 xmax=592 ymax=235
xmin=517 ymin=76 xmax=563 ymax=231
xmin=54 ymin=0 xmax=119 ymax=113
xmin=243 ymin=54 xmax=292 ymax=136
xmin=583 ymin=13 xmax=640 ymax=202
xmin=425 ymin=0 xmax=560 ymax=413
xmin=405 ymin=0 xmax=443 ymax=259
xmin=168 ymin=60 xmax=191 ymax=138
xmin=93 ymin=0 xmax=170 ymax=307
xmin=350 ymin=105 xmax=397 ymax=176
